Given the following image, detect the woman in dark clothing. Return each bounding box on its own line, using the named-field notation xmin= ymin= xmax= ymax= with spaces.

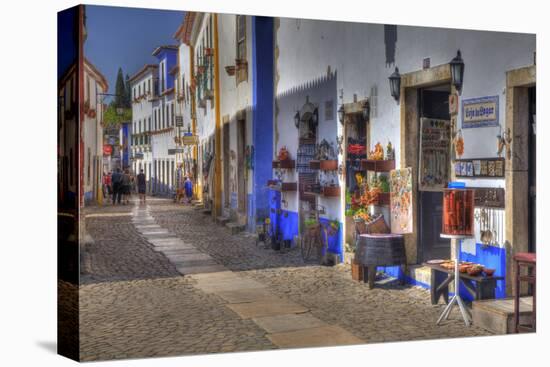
xmin=137 ymin=169 xmax=147 ymax=204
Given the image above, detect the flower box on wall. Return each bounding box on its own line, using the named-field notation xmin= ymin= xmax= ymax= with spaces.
xmin=272 ymin=160 xmax=295 ymax=169
xmin=361 ymin=159 xmax=395 ymax=172
xmin=320 ymin=159 xmax=338 ymax=171
xmin=322 ymin=186 xmax=341 ymax=197
xmin=269 ymin=182 xmax=297 ymax=192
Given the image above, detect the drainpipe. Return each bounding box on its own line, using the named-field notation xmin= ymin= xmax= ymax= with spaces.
xmin=213 ymin=14 xmax=222 ymax=217
xmin=190 ymin=44 xmax=200 ymax=200
xmin=78 ymin=4 xmax=85 ymax=208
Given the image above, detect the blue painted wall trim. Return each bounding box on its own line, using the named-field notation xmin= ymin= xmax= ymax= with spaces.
xmin=250 ymin=16 xmax=274 ymax=232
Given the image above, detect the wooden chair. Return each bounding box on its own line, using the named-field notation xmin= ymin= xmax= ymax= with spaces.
xmin=513 ymin=252 xmax=536 ymax=333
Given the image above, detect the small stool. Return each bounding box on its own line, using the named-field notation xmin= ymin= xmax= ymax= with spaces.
xmin=513 ymin=252 xmax=536 ymax=333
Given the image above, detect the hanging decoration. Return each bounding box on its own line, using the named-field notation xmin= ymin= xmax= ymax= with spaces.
xmin=390 ymin=167 xmax=413 ymax=234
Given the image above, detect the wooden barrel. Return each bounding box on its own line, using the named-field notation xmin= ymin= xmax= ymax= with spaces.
xmin=355 ymin=234 xmax=406 ymax=266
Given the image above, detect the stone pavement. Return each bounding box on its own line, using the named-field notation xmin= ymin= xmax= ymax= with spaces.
xmin=73 ymin=197 xmax=493 ymax=361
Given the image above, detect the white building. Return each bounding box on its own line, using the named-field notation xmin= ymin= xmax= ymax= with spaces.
xmin=82 ymin=58 xmax=108 ymax=206
xmin=129 ymin=64 xmax=157 ymax=193
xmin=150 ymin=45 xmax=179 ymax=196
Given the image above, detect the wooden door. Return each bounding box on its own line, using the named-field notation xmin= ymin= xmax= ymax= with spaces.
xmin=237 ymin=118 xmax=247 ymax=215
xmin=418 ymin=88 xmax=451 ymax=261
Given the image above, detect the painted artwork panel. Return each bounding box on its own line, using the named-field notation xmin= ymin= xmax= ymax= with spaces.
xmin=390 ymin=167 xmax=413 ymax=234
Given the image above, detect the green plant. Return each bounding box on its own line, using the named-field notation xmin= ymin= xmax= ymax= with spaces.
xmin=304 ymin=218 xmax=318 ymax=228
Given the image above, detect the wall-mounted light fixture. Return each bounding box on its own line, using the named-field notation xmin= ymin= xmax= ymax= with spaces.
xmin=389 ymin=67 xmax=401 ymax=102
xmin=450 ymin=50 xmax=465 ymax=94
xmin=362 ymin=100 xmax=370 ymax=121
xmin=294 ymin=111 xmax=300 ymax=128
xmin=338 ymin=104 xmax=345 ymax=125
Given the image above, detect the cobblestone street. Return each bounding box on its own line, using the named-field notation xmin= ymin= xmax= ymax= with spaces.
xmin=74 ymin=198 xmax=492 ymax=361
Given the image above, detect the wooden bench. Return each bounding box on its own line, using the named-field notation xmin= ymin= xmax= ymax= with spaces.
xmin=423 ymin=263 xmax=504 ymax=305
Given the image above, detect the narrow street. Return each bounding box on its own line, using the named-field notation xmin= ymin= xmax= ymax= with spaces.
xmin=67 ymin=198 xmax=492 ymax=361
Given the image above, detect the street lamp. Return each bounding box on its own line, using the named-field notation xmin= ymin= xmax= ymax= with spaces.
xmin=362 ymin=100 xmax=370 ymax=121
xmin=338 ymin=104 xmax=345 ymax=125
xmin=450 ymin=50 xmax=465 ymax=94
xmin=389 ymin=67 xmax=401 ymax=102
xmin=294 ymin=111 xmax=300 ymax=128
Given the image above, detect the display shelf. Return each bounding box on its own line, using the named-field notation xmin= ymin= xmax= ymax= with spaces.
xmin=309 ymin=160 xmax=321 ymax=170
xmin=361 ymin=159 xmax=395 ymax=172
xmin=378 ymin=192 xmax=390 ymax=206
xmin=272 ymin=159 xmax=296 ymax=169
xmin=322 ymin=186 xmax=341 ymax=197
xmin=268 ymin=182 xmax=297 ymax=192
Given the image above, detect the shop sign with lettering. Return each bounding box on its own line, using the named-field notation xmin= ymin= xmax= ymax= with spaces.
xmin=462 ymin=95 xmax=499 ymax=128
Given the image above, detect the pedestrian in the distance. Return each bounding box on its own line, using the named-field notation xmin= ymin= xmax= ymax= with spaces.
xmin=111 ymin=168 xmax=123 ymax=205
xmin=102 ymin=171 xmax=111 ymax=200
xmin=137 ymin=169 xmax=146 ymax=204
xmin=184 ymin=176 xmax=193 ymax=204
xmin=121 ymin=169 xmax=131 ymax=205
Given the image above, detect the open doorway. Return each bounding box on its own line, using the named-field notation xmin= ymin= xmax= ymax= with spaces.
xmin=237 ymin=116 xmax=247 ymax=219
xmin=528 ymin=86 xmax=536 ymax=253
xmin=418 ymin=84 xmax=451 ymax=261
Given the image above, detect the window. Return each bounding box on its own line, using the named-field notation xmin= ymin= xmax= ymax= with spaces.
xmin=162 ymin=105 xmax=165 ymax=128
xmin=236 ymin=15 xmax=246 ymax=61
xmin=171 ymin=104 xmax=175 ymax=125
xmin=148 ymin=79 xmax=151 ymax=95
xmin=138 ymin=84 xmax=141 ymax=97
xmin=87 ymin=148 xmax=91 ymax=185
xmin=160 ymin=62 xmax=165 ymax=92
xmin=86 ymin=75 xmax=90 ymax=104
xmin=148 ymin=117 xmax=151 ymax=131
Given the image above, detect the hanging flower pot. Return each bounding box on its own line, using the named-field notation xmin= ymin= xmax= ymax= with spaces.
xmin=204 ymin=47 xmax=214 ymax=56
xmin=225 ymin=65 xmax=236 ymax=76
xmin=198 ymin=65 xmax=206 ymax=74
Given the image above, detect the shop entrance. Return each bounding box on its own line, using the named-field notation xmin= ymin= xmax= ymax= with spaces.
xmin=528 ymin=86 xmax=536 ymax=253
xmin=418 ymin=85 xmax=451 ymax=261
xmin=237 ymin=116 xmax=247 ymax=218
xmin=223 ymin=122 xmax=230 ymax=211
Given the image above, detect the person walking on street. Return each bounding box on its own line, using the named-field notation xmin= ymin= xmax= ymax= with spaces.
xmin=121 ymin=169 xmax=131 ymax=205
xmin=137 ymin=169 xmax=146 ymax=204
xmin=184 ymin=176 xmax=193 ymax=204
xmin=102 ymin=171 xmax=112 ymax=200
xmin=111 ymin=168 xmax=123 ymax=205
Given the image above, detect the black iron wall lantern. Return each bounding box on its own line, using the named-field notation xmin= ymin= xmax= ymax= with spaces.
xmin=294 ymin=111 xmax=300 ymax=128
xmin=389 ymin=67 xmax=401 ymax=102
xmin=362 ymin=100 xmax=370 ymax=121
xmin=450 ymin=50 xmax=465 ymax=94
xmin=338 ymin=104 xmax=345 ymax=125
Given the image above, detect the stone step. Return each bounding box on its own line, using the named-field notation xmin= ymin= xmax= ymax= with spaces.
xmin=472 ymin=297 xmax=533 ymax=334
xmin=226 ymin=222 xmax=245 ymax=234
xmin=216 ymin=216 xmax=231 ymax=225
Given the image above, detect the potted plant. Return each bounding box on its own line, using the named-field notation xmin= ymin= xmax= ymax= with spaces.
xmin=327 ymin=219 xmax=340 ymax=236
xmin=225 ymin=65 xmax=236 ymax=76
xmin=304 ymin=218 xmax=319 ymax=235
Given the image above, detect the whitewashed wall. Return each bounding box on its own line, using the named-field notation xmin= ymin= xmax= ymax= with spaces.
xmin=276 ymin=18 xmax=535 ymax=229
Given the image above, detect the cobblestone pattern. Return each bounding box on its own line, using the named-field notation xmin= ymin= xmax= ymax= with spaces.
xmin=79 ymin=277 xmax=275 ymax=361
xmin=150 ymin=203 xmax=310 ymax=271
xmin=82 ymin=214 xmax=180 ymax=284
xmin=148 ymin=201 xmax=493 ymax=343
xmin=76 ymin=199 xmax=492 ymax=361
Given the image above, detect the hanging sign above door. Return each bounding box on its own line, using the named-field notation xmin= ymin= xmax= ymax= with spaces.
xmin=419 ymin=118 xmax=451 ymax=191
xmin=462 ymin=95 xmax=499 ymax=128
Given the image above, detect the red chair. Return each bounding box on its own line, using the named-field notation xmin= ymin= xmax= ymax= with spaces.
xmin=513 ymin=252 xmax=536 ymax=333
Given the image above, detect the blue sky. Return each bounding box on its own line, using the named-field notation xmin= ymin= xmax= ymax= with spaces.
xmin=84 ymin=5 xmax=184 ymax=96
